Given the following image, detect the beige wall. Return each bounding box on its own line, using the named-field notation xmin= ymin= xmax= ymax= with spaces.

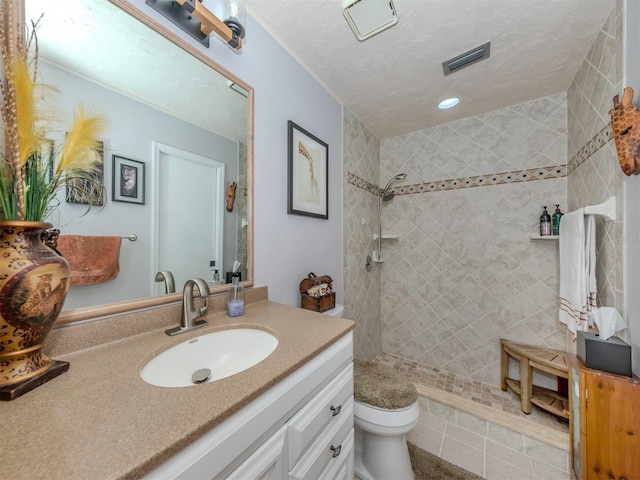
xmin=343 ymin=108 xmax=382 ymax=360
xmin=378 ymin=95 xmax=568 ymax=385
xmin=566 ymin=0 xmax=625 ymax=319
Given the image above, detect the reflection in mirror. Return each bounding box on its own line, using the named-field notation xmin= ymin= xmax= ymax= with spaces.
xmin=24 ymin=0 xmax=252 ymax=314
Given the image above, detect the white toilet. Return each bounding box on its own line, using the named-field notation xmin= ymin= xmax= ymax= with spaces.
xmin=323 ymin=305 xmax=419 ymax=480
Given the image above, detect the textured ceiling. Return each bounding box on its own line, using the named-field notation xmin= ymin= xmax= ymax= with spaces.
xmin=26 ymin=0 xmax=616 ymax=143
xmin=246 ymin=0 xmax=617 ymax=139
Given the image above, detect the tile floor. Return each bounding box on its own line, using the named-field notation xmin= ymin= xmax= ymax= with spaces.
xmin=372 ymin=353 xmax=572 ymax=479
xmin=374 ymin=351 xmax=569 ymax=433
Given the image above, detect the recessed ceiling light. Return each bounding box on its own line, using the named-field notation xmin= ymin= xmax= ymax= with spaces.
xmin=438 ymin=97 xmax=460 ymax=109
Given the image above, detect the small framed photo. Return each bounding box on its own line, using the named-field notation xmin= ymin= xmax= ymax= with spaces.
xmin=112 ymin=155 xmax=145 ymax=204
xmin=287 ymin=121 xmax=329 ymax=219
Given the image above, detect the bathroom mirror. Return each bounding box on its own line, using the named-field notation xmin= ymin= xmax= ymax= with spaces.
xmin=21 ymin=0 xmax=253 ymax=322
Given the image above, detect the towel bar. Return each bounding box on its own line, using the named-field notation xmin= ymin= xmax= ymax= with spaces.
xmin=584 ymin=196 xmax=616 ymax=221
xmin=123 ymin=234 xmax=138 ymax=242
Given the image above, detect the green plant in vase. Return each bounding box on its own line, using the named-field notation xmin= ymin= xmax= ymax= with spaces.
xmin=0 ymin=5 xmax=108 ymax=399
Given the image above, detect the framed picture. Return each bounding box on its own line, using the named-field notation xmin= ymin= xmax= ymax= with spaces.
xmin=112 ymin=155 xmax=145 ymax=204
xmin=66 ymin=139 xmax=105 ymax=206
xmin=287 ymin=121 xmax=329 ymax=219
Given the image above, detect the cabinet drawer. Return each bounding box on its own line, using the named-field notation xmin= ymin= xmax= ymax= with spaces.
xmin=289 ymin=399 xmax=353 ymax=480
xmin=317 ymin=429 xmax=354 ymax=480
xmin=287 ymin=364 xmax=353 ymax=469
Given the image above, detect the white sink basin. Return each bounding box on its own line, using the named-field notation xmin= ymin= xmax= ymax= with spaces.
xmin=140 ymin=328 xmax=278 ymax=387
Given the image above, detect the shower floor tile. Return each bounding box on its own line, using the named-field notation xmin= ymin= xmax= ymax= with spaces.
xmin=373 ymin=352 xmax=569 ymax=433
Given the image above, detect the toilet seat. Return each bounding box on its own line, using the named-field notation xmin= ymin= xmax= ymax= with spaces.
xmin=353 ymin=361 xmax=417 ymax=410
xmin=355 ymin=399 xmax=420 ymax=428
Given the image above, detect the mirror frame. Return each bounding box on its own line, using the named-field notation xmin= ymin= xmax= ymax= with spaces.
xmin=13 ymin=0 xmax=254 ymax=325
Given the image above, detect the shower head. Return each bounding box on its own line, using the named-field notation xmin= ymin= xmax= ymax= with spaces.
xmin=380 ymin=173 xmax=407 ymax=201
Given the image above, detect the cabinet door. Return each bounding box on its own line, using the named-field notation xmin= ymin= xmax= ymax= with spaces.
xmin=570 ymin=366 xmax=582 ymax=479
xmin=584 ymin=372 xmax=640 ymax=479
xmin=226 ymin=425 xmax=287 ymax=480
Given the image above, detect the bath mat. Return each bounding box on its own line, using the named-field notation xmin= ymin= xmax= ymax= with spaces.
xmin=408 ymin=442 xmax=483 ymax=480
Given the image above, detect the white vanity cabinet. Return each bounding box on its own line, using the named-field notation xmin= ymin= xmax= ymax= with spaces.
xmin=227 ymin=425 xmax=288 ymax=479
xmin=287 ymin=365 xmax=354 ymax=479
xmin=144 ymin=332 xmax=354 ymax=480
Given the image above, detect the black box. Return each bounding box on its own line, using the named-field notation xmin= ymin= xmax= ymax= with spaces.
xmin=577 ymin=331 xmax=632 ymax=377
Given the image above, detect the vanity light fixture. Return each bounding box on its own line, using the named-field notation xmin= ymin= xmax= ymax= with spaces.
xmin=342 ymin=0 xmax=399 ymax=41
xmin=145 ymin=0 xmax=245 ymax=50
xmin=438 ymin=97 xmax=460 ymax=109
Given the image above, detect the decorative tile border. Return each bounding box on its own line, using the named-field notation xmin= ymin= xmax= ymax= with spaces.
xmin=348 ymin=123 xmax=610 ymax=196
xmin=348 ymin=165 xmax=566 ymax=197
xmin=347 ymin=172 xmax=382 ymax=195
xmin=567 ymin=123 xmax=613 ymax=174
xmin=395 ymin=165 xmax=566 ymax=195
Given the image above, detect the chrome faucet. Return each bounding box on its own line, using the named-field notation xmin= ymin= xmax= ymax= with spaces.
xmin=155 ymin=270 xmax=176 ymax=294
xmin=165 ymin=278 xmax=211 ymax=336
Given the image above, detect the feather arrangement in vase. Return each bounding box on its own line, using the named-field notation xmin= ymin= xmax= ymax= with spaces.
xmin=0 ymin=6 xmax=108 ymax=222
xmin=0 ymin=2 xmax=109 ymax=398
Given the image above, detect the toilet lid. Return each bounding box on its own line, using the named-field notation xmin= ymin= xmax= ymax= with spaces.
xmin=354 ymin=361 xmax=417 ymax=410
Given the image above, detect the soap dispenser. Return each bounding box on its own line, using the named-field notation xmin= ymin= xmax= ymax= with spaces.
xmin=226 ymin=273 xmax=245 ymax=317
xmin=552 ymin=204 xmax=563 ymax=236
xmin=540 ymin=206 xmax=552 ymax=236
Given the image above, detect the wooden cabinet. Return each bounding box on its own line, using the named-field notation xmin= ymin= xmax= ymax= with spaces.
xmin=569 ymin=355 xmax=640 ymax=480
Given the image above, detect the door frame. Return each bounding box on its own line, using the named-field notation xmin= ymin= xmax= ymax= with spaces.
xmin=150 ymin=141 xmax=225 ymax=293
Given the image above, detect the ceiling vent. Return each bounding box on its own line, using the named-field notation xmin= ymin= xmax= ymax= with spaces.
xmin=342 ymin=0 xmax=399 ymax=41
xmin=442 ymin=41 xmax=491 ymax=76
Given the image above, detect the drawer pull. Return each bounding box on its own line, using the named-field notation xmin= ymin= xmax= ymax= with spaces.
xmin=330 ymin=405 xmax=342 ymax=417
xmin=330 ymin=444 xmax=342 ymax=458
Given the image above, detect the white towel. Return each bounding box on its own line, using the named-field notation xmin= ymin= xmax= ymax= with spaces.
xmin=559 ymin=209 xmax=597 ymax=335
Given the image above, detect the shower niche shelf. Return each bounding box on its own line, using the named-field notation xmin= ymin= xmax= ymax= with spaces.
xmin=373 ymin=233 xmax=400 ymax=240
xmin=529 ymin=235 xmax=559 ymax=241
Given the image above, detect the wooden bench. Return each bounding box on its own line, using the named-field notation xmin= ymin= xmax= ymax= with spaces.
xmin=500 ymin=338 xmax=570 ymax=420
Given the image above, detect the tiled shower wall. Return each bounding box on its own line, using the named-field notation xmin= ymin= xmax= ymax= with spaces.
xmin=343 ymin=0 xmax=624 ymax=382
xmin=566 ymin=0 xmax=625 ymax=318
xmin=236 ymin=142 xmax=248 ymax=282
xmin=379 ymin=95 xmax=568 ymax=385
xmin=343 ymin=108 xmax=382 ymax=360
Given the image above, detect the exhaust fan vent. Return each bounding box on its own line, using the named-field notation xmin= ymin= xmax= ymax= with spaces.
xmin=342 ymin=0 xmax=399 ymax=41
xmin=442 ymin=42 xmax=490 ymax=76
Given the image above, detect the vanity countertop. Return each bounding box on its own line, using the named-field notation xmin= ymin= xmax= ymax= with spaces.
xmin=0 ymin=299 xmax=354 ymax=480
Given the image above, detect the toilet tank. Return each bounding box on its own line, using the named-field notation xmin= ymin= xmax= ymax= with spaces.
xmin=322 ymin=304 xmax=344 ymax=318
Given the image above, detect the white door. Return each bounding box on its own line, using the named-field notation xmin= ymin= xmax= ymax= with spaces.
xmin=152 ymin=142 xmax=225 ymax=293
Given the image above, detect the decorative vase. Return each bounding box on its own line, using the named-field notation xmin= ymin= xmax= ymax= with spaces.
xmin=0 ymin=220 xmax=70 ymax=400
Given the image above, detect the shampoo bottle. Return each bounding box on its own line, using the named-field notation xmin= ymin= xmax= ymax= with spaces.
xmin=540 ymin=206 xmax=551 ymax=236
xmin=552 ymin=204 xmax=563 ymax=236
xmin=226 ymin=273 xmax=245 ymax=317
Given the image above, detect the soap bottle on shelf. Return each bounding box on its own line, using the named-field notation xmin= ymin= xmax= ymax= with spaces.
xmin=226 ymin=273 xmax=245 ymax=317
xmin=540 ymin=206 xmax=552 ymax=236
xmin=210 ymin=260 xmax=218 ymax=284
xmin=552 ymin=204 xmax=563 ymax=236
